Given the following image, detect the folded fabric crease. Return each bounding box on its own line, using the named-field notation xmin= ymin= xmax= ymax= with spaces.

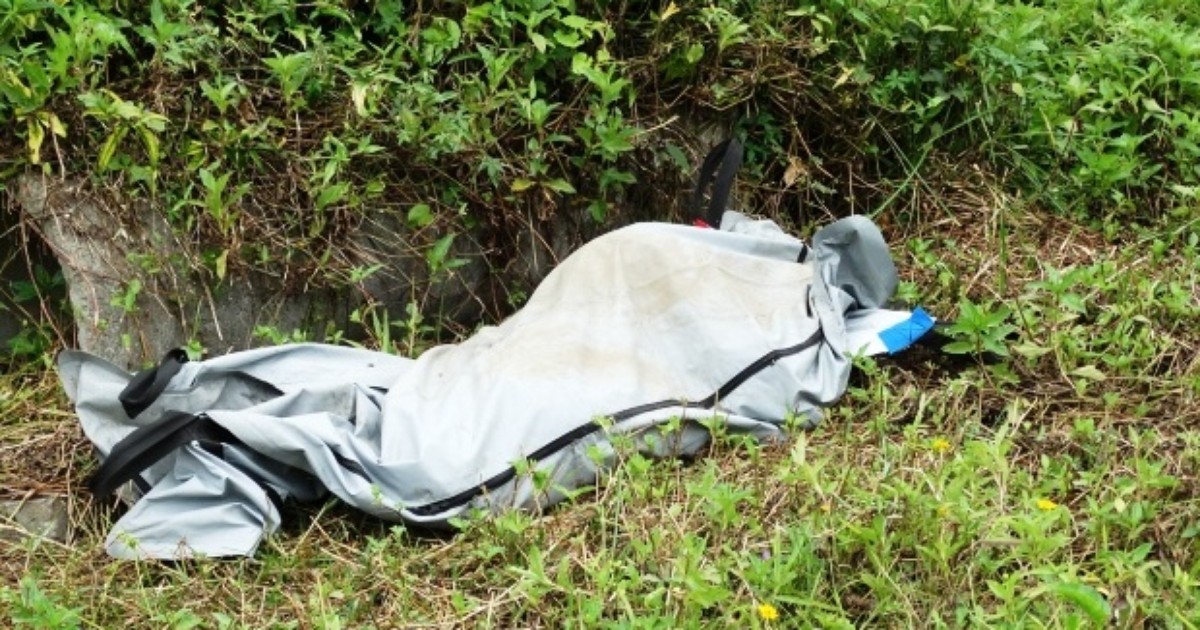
xmin=61 ymin=211 xmax=934 ymax=559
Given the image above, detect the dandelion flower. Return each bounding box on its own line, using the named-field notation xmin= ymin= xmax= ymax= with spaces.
xmin=1036 ymin=498 xmax=1058 ymax=511
xmin=931 ymin=438 xmax=952 ymax=454
xmin=757 ymin=603 xmax=779 ymax=622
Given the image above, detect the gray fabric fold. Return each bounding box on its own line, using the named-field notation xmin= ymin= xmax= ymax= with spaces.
xmin=61 ymin=212 xmax=932 ymax=558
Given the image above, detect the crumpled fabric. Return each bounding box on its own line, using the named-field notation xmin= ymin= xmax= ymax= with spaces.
xmin=61 ymin=212 xmax=934 ymax=559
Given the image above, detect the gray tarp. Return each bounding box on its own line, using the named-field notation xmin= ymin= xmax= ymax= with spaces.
xmin=60 ymin=211 xmax=934 ymax=559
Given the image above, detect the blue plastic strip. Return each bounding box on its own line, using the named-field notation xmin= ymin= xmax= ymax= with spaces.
xmin=877 ymin=307 xmax=935 ymax=354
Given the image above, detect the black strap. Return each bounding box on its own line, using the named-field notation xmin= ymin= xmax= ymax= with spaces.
xmin=120 ymin=348 xmax=189 ymax=419
xmin=691 ymin=138 xmax=744 ymax=228
xmin=89 ymin=410 xmax=236 ymax=498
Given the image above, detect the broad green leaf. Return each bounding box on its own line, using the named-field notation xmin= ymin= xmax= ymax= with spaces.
xmin=315 ymin=183 xmax=348 ymax=210
xmin=587 ymin=199 xmax=607 ymax=222
xmin=529 ymin=32 xmax=548 ymax=53
xmin=141 ymin=112 xmax=168 ymax=133
xmin=1043 ymin=582 xmax=1110 ymax=624
xmin=427 ymin=233 xmax=456 ymax=269
xmin=407 ymin=203 xmax=434 ymax=228
xmin=199 ymin=167 xmax=216 ymax=190
xmin=544 ymin=178 xmax=576 ymax=194
xmin=98 ymin=127 xmax=128 ymax=171
xmin=46 ymin=112 xmax=66 ymax=137
xmin=561 ymin=15 xmax=592 ymax=30
xmin=351 ymin=82 xmax=369 ymax=117
xmin=26 ymin=118 xmax=44 ymax=164
xmin=1012 ymin=342 xmax=1051 ymax=358
xmin=1070 ymin=365 xmax=1106 ymax=381
xmin=983 ymin=338 xmax=1011 ymax=356
xmin=571 ymin=52 xmax=593 ymax=76
xmin=1060 ymin=293 xmax=1087 ymax=314
xmin=214 ymin=249 xmax=228 ymax=281
xmin=553 ymin=30 xmax=583 ymax=48
xmin=942 ymin=340 xmax=975 ymax=355
xmin=138 ymin=127 xmax=160 ymax=165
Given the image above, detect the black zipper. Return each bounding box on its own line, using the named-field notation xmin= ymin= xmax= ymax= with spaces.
xmin=402 ymin=327 xmax=825 ymax=517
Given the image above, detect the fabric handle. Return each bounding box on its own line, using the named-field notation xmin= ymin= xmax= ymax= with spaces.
xmin=690 ymin=138 xmax=744 ymax=228
xmin=89 ymin=410 xmax=235 ymax=498
xmin=119 ymin=348 xmax=189 ymax=419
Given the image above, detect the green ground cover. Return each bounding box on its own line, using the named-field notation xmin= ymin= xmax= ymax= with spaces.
xmin=2 ymin=1 xmax=1198 ymax=627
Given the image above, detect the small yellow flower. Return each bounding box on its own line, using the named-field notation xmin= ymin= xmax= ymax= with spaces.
xmin=757 ymin=603 xmax=779 ymax=622
xmin=1036 ymin=498 xmax=1059 ymax=511
xmin=937 ymin=503 xmax=951 ymax=518
xmin=931 ymin=438 xmax=952 ymax=454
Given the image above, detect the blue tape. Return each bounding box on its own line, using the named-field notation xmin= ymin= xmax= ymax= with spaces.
xmin=877 ymin=307 xmax=935 ymax=354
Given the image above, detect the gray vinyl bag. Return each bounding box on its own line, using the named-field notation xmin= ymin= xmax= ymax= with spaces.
xmin=60 ymin=145 xmax=936 ymax=559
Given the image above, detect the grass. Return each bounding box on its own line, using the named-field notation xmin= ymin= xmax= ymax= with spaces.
xmin=1 ymin=171 xmax=1197 ymax=627
xmin=2 ymin=0 xmax=1200 ymax=627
